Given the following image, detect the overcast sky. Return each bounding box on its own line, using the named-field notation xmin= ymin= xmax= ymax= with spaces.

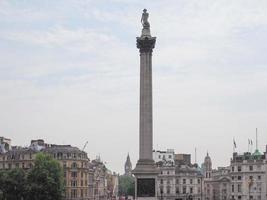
xmin=0 ymin=0 xmax=267 ymax=174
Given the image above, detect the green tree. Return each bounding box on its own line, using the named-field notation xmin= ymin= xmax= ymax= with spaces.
xmin=26 ymin=153 xmax=64 ymax=200
xmin=118 ymin=175 xmax=135 ymax=197
xmin=0 ymin=168 xmax=27 ymax=200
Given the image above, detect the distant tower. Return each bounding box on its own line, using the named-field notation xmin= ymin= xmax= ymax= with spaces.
xmin=203 ymin=152 xmax=212 ymax=179
xmin=124 ymin=153 xmax=132 ymax=176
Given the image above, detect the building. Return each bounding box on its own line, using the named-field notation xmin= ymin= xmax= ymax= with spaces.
xmin=0 ymin=137 xmax=11 ymax=153
xmin=0 ymin=138 xmax=115 ymax=200
xmin=124 ymin=153 xmax=132 ymax=176
xmin=230 ymin=150 xmax=266 ymax=200
xmin=43 ymin=144 xmax=91 ymax=200
xmin=153 ymin=149 xmax=175 ymax=165
xmin=155 ymin=150 xmax=204 ymax=200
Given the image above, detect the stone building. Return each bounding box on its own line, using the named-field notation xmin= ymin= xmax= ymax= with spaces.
xmin=153 ymin=149 xmax=175 ymax=164
xmin=155 ymin=151 xmax=204 ymax=200
xmin=0 ymin=138 xmax=114 ymax=200
xmin=230 ymin=150 xmax=266 ymax=200
xmin=43 ymin=144 xmax=91 ymax=200
xmin=0 ymin=137 xmax=11 ymax=153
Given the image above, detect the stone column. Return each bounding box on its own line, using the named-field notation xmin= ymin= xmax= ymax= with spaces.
xmin=138 ymin=36 xmax=155 ymax=161
xmin=133 ymin=9 xmax=159 ymax=200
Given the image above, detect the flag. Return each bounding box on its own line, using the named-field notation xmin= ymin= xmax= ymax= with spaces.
xmin=251 ymin=140 xmax=253 ymax=145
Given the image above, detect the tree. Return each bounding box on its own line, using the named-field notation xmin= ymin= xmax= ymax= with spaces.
xmin=0 ymin=168 xmax=27 ymax=200
xmin=118 ymin=175 xmax=135 ymax=197
xmin=27 ymin=153 xmax=64 ymax=200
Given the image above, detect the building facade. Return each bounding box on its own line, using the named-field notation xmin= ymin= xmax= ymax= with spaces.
xmin=0 ymin=138 xmax=115 ymax=200
xmin=230 ymin=151 xmax=266 ymax=200
xmin=155 ymin=151 xmax=204 ymax=200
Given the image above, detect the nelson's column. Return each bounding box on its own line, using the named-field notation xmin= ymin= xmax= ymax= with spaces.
xmin=132 ymin=9 xmax=159 ymax=200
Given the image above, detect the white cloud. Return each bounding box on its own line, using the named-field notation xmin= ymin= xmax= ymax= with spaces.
xmin=0 ymin=0 xmax=267 ymax=173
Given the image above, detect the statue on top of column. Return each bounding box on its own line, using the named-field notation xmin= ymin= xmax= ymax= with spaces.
xmin=140 ymin=9 xmax=151 ymax=37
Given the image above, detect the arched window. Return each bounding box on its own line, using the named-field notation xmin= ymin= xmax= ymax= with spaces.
xmin=72 ymin=162 xmax=78 ymax=168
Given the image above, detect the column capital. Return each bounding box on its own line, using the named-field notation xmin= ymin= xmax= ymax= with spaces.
xmin=136 ymin=36 xmax=156 ymax=53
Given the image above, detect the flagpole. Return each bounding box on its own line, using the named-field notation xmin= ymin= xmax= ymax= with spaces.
xmin=256 ymin=128 xmax=258 ymax=150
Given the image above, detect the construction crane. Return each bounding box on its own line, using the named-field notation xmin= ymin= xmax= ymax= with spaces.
xmin=82 ymin=141 xmax=88 ymax=151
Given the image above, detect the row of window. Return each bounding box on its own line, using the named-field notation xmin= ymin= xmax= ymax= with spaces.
xmin=158 ymin=154 xmax=173 ymax=159
xmin=62 ymin=161 xmax=88 ymax=169
xmin=0 ymin=154 xmax=33 ymax=161
xmin=160 ymin=186 xmax=201 ymax=195
xmin=232 ymin=195 xmax=262 ymax=200
xmin=69 ymin=189 xmax=89 ymax=198
xmin=160 ymin=178 xmax=201 ymax=185
xmin=232 ymin=175 xmax=262 ymax=181
xmin=68 ymin=179 xmax=88 ymax=187
xmin=53 ymin=152 xmax=87 ymax=160
xmin=232 ymin=184 xmax=262 ymax=193
xmin=0 ymin=162 xmax=33 ymax=169
xmin=231 ymin=165 xmax=262 ymax=172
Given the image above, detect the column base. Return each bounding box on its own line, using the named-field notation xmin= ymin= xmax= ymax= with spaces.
xmin=132 ymin=159 xmax=159 ymax=200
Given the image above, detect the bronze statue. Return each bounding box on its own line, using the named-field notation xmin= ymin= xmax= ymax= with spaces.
xmin=141 ymin=9 xmax=150 ymax=29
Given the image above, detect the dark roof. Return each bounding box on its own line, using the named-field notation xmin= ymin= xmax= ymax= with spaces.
xmin=42 ymin=145 xmax=85 ymax=154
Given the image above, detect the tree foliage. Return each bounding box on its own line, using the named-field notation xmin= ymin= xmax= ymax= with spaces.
xmin=0 ymin=168 xmax=27 ymax=200
xmin=27 ymin=153 xmax=64 ymax=200
xmin=0 ymin=153 xmax=64 ymax=200
xmin=118 ymin=175 xmax=135 ymax=197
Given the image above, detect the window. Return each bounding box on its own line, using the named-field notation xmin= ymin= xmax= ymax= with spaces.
xmin=160 ymin=187 xmax=163 ymax=194
xmin=81 ymin=180 xmax=83 ymax=186
xmin=71 ymin=172 xmax=77 ymax=178
xmin=81 ymin=189 xmax=83 ymax=197
xmin=159 ymin=155 xmax=161 ymax=159
xmin=190 ymin=187 xmax=193 ymax=194
xmin=190 ymin=179 xmax=193 ymax=184
xmin=183 ymin=179 xmax=186 ymax=184
xmin=167 ymin=180 xmax=170 ymax=185
xmin=238 ymin=166 xmax=241 ymax=172
xmin=176 ymin=187 xmax=179 ymax=194
xmin=71 ymin=162 xmax=77 ymax=168
xmin=183 ymin=186 xmax=186 ymax=194
xmin=168 ymin=155 xmax=172 ymax=159
xmin=198 ymin=179 xmax=201 ymax=184
xmin=232 ymin=176 xmax=235 ymax=180
xmin=238 ymin=176 xmax=242 ymax=180
xmin=176 ymin=179 xmax=179 ymax=184
xmin=238 ymin=184 xmax=241 ymax=193
xmin=167 ymin=171 xmax=169 ymax=175
xmin=232 ymin=185 xmax=234 ymax=192
xmin=250 ymin=176 xmax=253 ymax=180
xmin=249 ymin=166 xmax=253 ymax=171
xmin=160 ymin=179 xmax=163 ymax=184
xmin=167 ymin=187 xmax=170 ymax=194
xmin=232 ymin=166 xmax=234 ymax=172
xmin=71 ymin=189 xmax=77 ymax=198
xmin=258 ymin=176 xmax=261 ymax=180
xmin=71 ymin=180 xmax=78 ymax=187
